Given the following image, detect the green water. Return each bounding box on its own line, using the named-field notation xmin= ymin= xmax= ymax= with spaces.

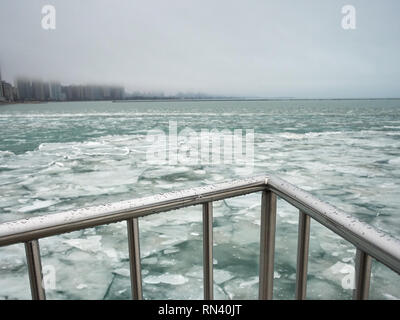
xmin=0 ymin=99 xmax=400 ymax=300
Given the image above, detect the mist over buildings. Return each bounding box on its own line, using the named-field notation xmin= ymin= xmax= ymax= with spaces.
xmin=1 ymin=0 xmax=400 ymax=98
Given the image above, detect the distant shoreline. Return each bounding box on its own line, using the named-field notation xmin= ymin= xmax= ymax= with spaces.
xmin=1 ymin=97 xmax=400 ymax=106
xmin=0 ymin=100 xmax=47 ymax=106
xmin=113 ymin=97 xmax=400 ymax=103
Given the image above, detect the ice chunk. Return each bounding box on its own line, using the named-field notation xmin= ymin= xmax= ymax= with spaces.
xmin=163 ymin=248 xmax=180 ymax=255
xmin=307 ymin=278 xmax=350 ymax=300
xmin=214 ymin=269 xmax=235 ymax=285
xmin=322 ymin=261 xmax=354 ymax=285
xmin=238 ymin=276 xmax=259 ymax=288
xmin=17 ymin=200 xmax=59 ymax=213
xmin=142 ymin=257 xmax=158 ymax=265
xmin=112 ymin=268 xmax=130 ymax=277
xmin=143 ymin=273 xmax=189 ymax=285
xmin=42 ymin=249 xmax=114 ymax=300
xmin=0 ymin=272 xmax=31 ymax=300
xmin=103 ymin=248 xmax=119 ymax=262
xmin=223 ymin=277 xmax=259 ymax=300
xmin=0 ymin=244 xmax=26 ymax=270
xmin=326 ymin=261 xmax=354 ymax=275
xmin=63 ymin=236 xmax=102 ymax=253
xmin=76 ymin=284 xmax=88 ymax=290
xmin=383 ymin=293 xmax=399 ymax=300
xmin=186 ymin=266 xmax=203 ymax=279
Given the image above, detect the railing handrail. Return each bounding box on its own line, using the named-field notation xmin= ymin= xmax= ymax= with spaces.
xmin=1 ymin=175 xmax=400 ymax=300
xmin=0 ymin=176 xmax=267 ymax=246
xmin=267 ymin=176 xmax=400 ymax=275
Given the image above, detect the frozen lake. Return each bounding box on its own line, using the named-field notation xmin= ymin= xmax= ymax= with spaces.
xmin=1 ymin=99 xmax=400 ymax=299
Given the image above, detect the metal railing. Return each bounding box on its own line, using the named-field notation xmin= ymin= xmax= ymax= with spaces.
xmin=0 ymin=175 xmax=399 ymax=300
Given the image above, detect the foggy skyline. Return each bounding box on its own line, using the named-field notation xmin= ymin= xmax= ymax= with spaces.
xmin=1 ymin=0 xmax=400 ymax=98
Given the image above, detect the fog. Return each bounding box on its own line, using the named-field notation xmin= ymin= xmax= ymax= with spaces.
xmin=0 ymin=0 xmax=399 ymax=98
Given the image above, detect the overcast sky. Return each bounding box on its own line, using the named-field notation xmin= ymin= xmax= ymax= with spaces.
xmin=0 ymin=0 xmax=399 ymax=98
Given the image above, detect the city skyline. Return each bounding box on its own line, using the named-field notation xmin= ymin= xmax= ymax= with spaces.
xmin=18 ymin=79 xmax=124 ymax=102
xmin=0 ymin=69 xmax=223 ymax=103
xmin=0 ymin=69 xmax=125 ymax=103
xmin=0 ymin=63 xmax=230 ymax=102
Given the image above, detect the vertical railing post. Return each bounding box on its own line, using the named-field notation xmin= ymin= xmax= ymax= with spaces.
xmin=127 ymin=218 xmax=143 ymax=300
xmin=259 ymin=190 xmax=277 ymax=300
xmin=203 ymin=202 xmax=214 ymax=300
xmin=295 ymin=211 xmax=311 ymax=300
xmin=25 ymin=240 xmax=46 ymax=300
xmin=353 ymin=249 xmax=372 ymax=300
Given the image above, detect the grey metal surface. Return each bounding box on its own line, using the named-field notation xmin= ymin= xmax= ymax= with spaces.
xmin=353 ymin=249 xmax=372 ymax=300
xmin=259 ymin=191 xmax=277 ymax=300
xmin=295 ymin=211 xmax=311 ymax=300
xmin=202 ymin=202 xmax=214 ymax=300
xmin=266 ymin=175 xmax=400 ymax=275
xmin=24 ymin=240 xmax=46 ymax=300
xmin=127 ymin=218 xmax=143 ymax=300
xmin=0 ymin=177 xmax=267 ymax=247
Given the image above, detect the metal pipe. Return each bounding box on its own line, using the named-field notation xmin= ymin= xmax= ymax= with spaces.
xmin=127 ymin=218 xmax=143 ymax=300
xmin=259 ymin=191 xmax=277 ymax=300
xmin=266 ymin=175 xmax=400 ymax=275
xmin=0 ymin=178 xmax=267 ymax=247
xmin=353 ymin=249 xmax=372 ymax=300
xmin=25 ymin=240 xmax=46 ymax=300
xmin=203 ymin=202 xmax=213 ymax=300
xmin=295 ymin=211 xmax=311 ymax=300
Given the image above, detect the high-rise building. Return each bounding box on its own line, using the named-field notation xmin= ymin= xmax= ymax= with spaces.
xmin=12 ymin=87 xmax=19 ymax=101
xmin=1 ymin=81 xmax=14 ymax=102
xmin=43 ymin=82 xmax=50 ymax=101
xmin=110 ymin=86 xmax=124 ymax=100
xmin=83 ymin=85 xmax=93 ymax=100
xmin=16 ymin=78 xmax=33 ymax=101
xmin=92 ymin=86 xmax=103 ymax=100
xmin=61 ymin=85 xmax=73 ymax=101
xmin=0 ymin=67 xmax=4 ymax=101
xmin=32 ymin=80 xmax=45 ymax=101
xmin=102 ymin=86 xmax=111 ymax=100
xmin=49 ymin=82 xmax=62 ymax=101
xmin=70 ymin=85 xmax=83 ymax=101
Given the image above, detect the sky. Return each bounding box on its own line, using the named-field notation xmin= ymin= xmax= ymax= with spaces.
xmin=0 ymin=0 xmax=399 ymax=98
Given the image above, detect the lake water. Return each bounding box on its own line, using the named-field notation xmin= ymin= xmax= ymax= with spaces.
xmin=1 ymin=99 xmax=400 ymax=300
